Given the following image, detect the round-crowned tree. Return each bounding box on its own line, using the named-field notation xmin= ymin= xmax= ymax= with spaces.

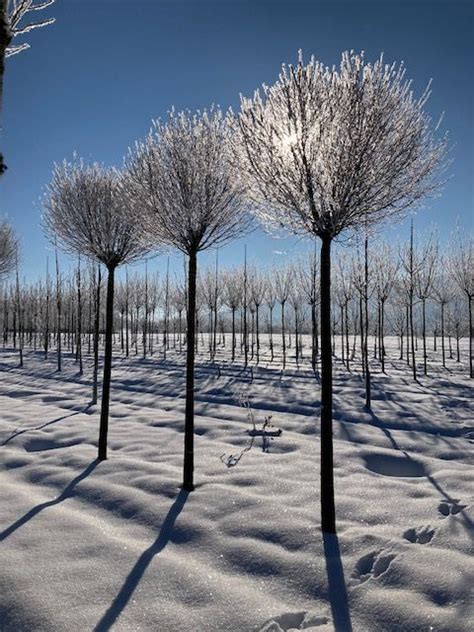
xmin=43 ymin=158 xmax=152 ymax=461
xmin=238 ymin=51 xmax=447 ymax=533
xmin=127 ymin=107 xmax=251 ymax=491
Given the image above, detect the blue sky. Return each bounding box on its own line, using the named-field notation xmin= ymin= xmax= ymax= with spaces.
xmin=1 ymin=0 xmax=472 ymax=281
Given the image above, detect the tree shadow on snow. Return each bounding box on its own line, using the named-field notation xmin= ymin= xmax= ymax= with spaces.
xmin=0 ymin=460 xmax=98 ymax=541
xmin=1 ymin=407 xmax=92 ymax=447
xmin=323 ymin=532 xmax=353 ymax=632
xmin=93 ymin=489 xmax=189 ymax=632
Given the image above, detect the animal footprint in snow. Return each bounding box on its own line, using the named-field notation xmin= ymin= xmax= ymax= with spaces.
xmin=403 ymin=526 xmax=435 ymax=544
xmin=256 ymin=611 xmax=329 ymax=631
xmin=438 ymin=499 xmax=467 ymax=517
xmin=351 ymin=550 xmax=396 ymax=585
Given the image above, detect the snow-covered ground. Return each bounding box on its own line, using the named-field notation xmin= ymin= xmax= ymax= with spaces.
xmin=0 ymin=338 xmax=473 ymax=631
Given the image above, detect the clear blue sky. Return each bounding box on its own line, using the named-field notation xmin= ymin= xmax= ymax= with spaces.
xmin=1 ymin=0 xmax=473 ymax=281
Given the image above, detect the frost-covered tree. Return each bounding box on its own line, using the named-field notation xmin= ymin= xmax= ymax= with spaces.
xmin=127 ymin=107 xmax=250 ymax=491
xmin=1 ymin=1 xmax=55 ymax=172
xmin=274 ymin=264 xmax=293 ymax=369
xmin=4 ymin=0 xmax=55 ymax=58
xmin=449 ymin=234 xmax=473 ymax=378
xmin=238 ymin=51 xmax=447 ymax=533
xmin=222 ymin=267 xmax=243 ymax=362
xmin=0 ymin=219 xmax=17 ymax=276
xmin=43 ymin=158 xmax=151 ymax=461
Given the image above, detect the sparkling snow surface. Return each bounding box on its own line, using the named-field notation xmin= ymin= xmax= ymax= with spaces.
xmin=0 ymin=338 xmax=473 ymax=631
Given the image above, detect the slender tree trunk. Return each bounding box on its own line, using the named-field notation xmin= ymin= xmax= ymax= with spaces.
xmin=345 ymin=302 xmax=350 ymax=371
xmin=269 ymin=305 xmax=274 ymax=362
xmin=380 ymin=300 xmax=385 ymax=373
xmin=359 ymin=297 xmax=364 ymax=375
xmin=311 ymin=301 xmax=316 ymax=372
xmin=320 ymin=235 xmax=335 ymax=534
xmin=183 ymin=250 xmax=197 ymax=491
xmin=98 ymin=265 xmax=116 ymax=461
xmin=441 ymin=302 xmax=446 ymax=368
xmin=409 ymin=291 xmax=416 ymax=380
xmin=92 ymin=267 xmax=101 ymax=405
xmin=422 ymin=297 xmax=427 ymax=375
xmin=256 ymin=304 xmax=260 ymax=364
xmin=231 ymin=307 xmax=236 ymax=362
xmin=364 ymin=235 xmax=371 ymax=408
xmin=281 ymin=301 xmax=286 ymax=370
xmin=469 ymin=295 xmax=473 ymax=378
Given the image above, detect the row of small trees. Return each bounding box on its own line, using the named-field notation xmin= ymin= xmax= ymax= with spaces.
xmin=2 ymin=231 xmax=471 ymax=377
xmin=2 ymin=51 xmax=450 ymax=534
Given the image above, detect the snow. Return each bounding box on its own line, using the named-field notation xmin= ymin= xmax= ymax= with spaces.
xmin=0 ymin=337 xmax=473 ymax=631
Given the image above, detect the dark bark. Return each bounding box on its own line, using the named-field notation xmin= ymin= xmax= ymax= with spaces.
xmin=422 ymin=297 xmax=427 ymax=375
xmin=183 ymin=250 xmax=197 ymax=491
xmin=320 ymin=235 xmax=336 ymax=534
xmin=281 ymin=301 xmax=286 ymax=370
xmin=98 ymin=265 xmax=115 ymax=461
xmin=231 ymin=307 xmax=235 ymax=362
xmin=311 ymin=301 xmax=317 ymax=372
xmin=92 ymin=267 xmax=101 ymax=405
xmin=469 ymin=295 xmax=473 ymax=379
xmin=441 ymin=302 xmax=446 ymax=368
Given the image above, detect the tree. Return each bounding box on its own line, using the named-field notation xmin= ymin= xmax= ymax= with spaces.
xmin=43 ymin=158 xmax=151 ymax=461
xmin=449 ymin=234 xmax=473 ymax=378
xmin=274 ymin=265 xmax=292 ymax=369
xmin=1 ymin=0 xmax=56 ymax=173
xmin=238 ymin=51 xmax=446 ymax=533
xmin=127 ymin=107 xmax=250 ymax=491
xmin=0 ymin=218 xmax=17 ymax=275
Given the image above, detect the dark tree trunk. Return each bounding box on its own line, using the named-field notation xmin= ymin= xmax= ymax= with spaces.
xmin=281 ymin=302 xmax=286 ymax=370
xmin=183 ymin=250 xmax=197 ymax=491
xmin=231 ymin=307 xmax=235 ymax=362
xmin=92 ymin=267 xmax=101 ymax=405
xmin=441 ymin=302 xmax=446 ymax=368
xmin=311 ymin=301 xmax=317 ymax=372
xmin=364 ymin=236 xmax=371 ymax=408
xmin=320 ymin=235 xmax=336 ymax=534
xmin=98 ymin=265 xmax=115 ymax=461
xmin=422 ymin=297 xmax=427 ymax=375
xmin=256 ymin=304 xmax=260 ymax=364
xmin=269 ymin=306 xmax=274 ymax=362
xmin=380 ymin=300 xmax=386 ymax=373
xmin=469 ymin=295 xmax=473 ymax=379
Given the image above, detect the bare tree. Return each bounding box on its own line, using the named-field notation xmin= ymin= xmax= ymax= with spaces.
xmin=449 ymin=234 xmax=473 ymax=378
xmin=0 ymin=219 xmax=17 ymax=276
xmin=274 ymin=265 xmax=293 ymax=370
xmin=1 ymin=1 xmax=55 ymax=172
xmin=373 ymin=243 xmax=398 ymax=373
xmin=222 ymin=267 xmax=243 ymax=362
xmin=414 ymin=233 xmax=438 ymax=375
xmin=238 ymin=51 xmax=446 ymax=533
xmin=4 ymin=0 xmax=55 ymax=58
xmin=127 ymin=107 xmax=250 ymax=491
xmin=43 ymin=158 xmax=151 ymax=461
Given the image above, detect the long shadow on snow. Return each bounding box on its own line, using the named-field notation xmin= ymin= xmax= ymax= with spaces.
xmin=94 ymin=489 xmax=189 ymax=632
xmin=323 ymin=532 xmax=353 ymax=632
xmin=1 ymin=406 xmax=92 ymax=447
xmin=367 ymin=409 xmax=474 ymax=539
xmin=0 ymin=460 xmax=98 ymax=541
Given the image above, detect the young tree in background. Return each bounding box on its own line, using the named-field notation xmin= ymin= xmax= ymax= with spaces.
xmin=127 ymin=107 xmax=250 ymax=491
xmin=238 ymin=51 xmax=447 ymax=533
xmin=43 ymin=158 xmax=151 ymax=461
xmin=274 ymin=265 xmax=292 ymax=370
xmin=449 ymin=234 xmax=473 ymax=378
xmin=0 ymin=219 xmax=17 ymax=276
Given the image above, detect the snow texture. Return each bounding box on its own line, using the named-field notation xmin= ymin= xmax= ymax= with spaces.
xmin=0 ymin=337 xmax=473 ymax=631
